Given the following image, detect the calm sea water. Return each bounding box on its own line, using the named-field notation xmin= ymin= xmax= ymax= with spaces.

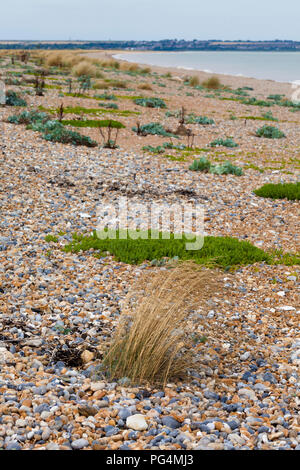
xmin=115 ymin=51 xmax=300 ymax=83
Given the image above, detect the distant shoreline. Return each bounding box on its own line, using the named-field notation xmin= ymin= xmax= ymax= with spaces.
xmin=1 ymin=39 xmax=300 ymax=52
xmin=84 ymin=50 xmax=294 ymax=97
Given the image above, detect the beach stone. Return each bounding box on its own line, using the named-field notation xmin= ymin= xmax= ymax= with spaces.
xmin=126 ymin=414 xmax=148 ymax=431
xmin=0 ymin=348 xmax=14 ymax=364
xmin=238 ymin=388 xmax=257 ymax=401
xmin=71 ymin=438 xmax=89 ymax=450
xmin=161 ymin=416 xmax=182 ymax=429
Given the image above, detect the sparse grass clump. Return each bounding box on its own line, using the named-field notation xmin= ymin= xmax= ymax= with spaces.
xmin=254 ymin=182 xmax=300 ymax=201
xmin=256 ymin=125 xmax=286 ymax=139
xmin=188 ymin=76 xmax=200 ymax=87
xmin=103 ymin=264 xmax=217 ymax=384
xmin=202 ymin=76 xmax=222 ymax=89
xmin=72 ymin=61 xmax=102 ymax=78
xmin=138 ymin=83 xmax=153 ymax=91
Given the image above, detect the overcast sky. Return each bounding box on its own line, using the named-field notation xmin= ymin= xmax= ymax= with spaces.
xmin=1 ymin=0 xmax=300 ymax=41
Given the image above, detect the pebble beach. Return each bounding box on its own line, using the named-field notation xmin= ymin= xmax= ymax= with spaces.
xmin=0 ymin=50 xmax=299 ymax=451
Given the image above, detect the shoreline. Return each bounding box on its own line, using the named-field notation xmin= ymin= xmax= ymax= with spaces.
xmin=113 ymin=52 xmax=295 ymax=85
xmin=85 ymin=50 xmax=295 ymax=98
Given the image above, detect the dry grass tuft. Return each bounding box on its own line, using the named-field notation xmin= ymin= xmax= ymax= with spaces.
xmin=138 ymin=83 xmax=153 ymax=91
xmin=202 ymin=76 xmax=222 ymax=89
xmin=72 ymin=61 xmax=102 ymax=78
xmin=93 ymin=80 xmax=110 ymax=90
xmin=189 ymin=75 xmax=200 ymax=87
xmin=103 ymin=262 xmax=219 ymax=385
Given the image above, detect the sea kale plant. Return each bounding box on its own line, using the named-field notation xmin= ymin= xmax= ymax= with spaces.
xmin=134 ymin=97 xmax=166 ymax=108
xmin=256 ymin=125 xmax=286 ymax=139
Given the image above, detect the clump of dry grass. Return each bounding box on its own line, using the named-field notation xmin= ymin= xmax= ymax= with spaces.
xmin=109 ymin=80 xmax=128 ymax=89
xmin=93 ymin=80 xmax=110 ymax=90
xmin=72 ymin=61 xmax=103 ymax=78
xmin=189 ymin=75 xmax=200 ymax=87
xmin=120 ymin=62 xmax=139 ymax=72
xmin=103 ymin=262 xmax=218 ymax=385
xmin=202 ymin=76 xmax=222 ymax=89
xmin=138 ymin=83 xmax=153 ymax=91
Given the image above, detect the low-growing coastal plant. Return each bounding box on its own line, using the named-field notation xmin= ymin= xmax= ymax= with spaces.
xmin=5 ymin=90 xmax=27 ymax=106
xmin=134 ymin=97 xmax=166 ymax=108
xmin=209 ymin=137 xmax=239 ymax=148
xmin=254 ymin=182 xmax=300 ymax=200
xmin=62 ymin=231 xmax=270 ymax=267
xmin=186 ymin=114 xmax=215 ymax=125
xmin=132 ymin=122 xmax=177 ymax=137
xmin=24 ymin=118 xmax=98 ymax=147
xmin=256 ymin=125 xmax=286 ymax=139
xmin=95 ymin=92 xmax=117 ymax=101
xmin=7 ymin=109 xmax=50 ymax=125
xmin=189 ymin=156 xmax=243 ymax=176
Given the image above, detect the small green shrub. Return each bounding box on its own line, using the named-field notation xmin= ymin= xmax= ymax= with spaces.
xmin=95 ymin=92 xmax=117 ymax=100
xmin=256 ymin=125 xmax=286 ymax=139
xmin=190 ymin=157 xmax=243 ymax=176
xmin=29 ymin=120 xmax=98 ymax=147
xmin=189 ymin=157 xmax=211 ymax=172
xmin=7 ymin=109 xmax=49 ymax=125
xmin=100 ymin=102 xmax=119 ymax=109
xmin=132 ymin=122 xmax=176 ymax=137
xmin=142 ymin=145 xmax=166 ymax=154
xmin=254 ymin=182 xmax=300 ymax=201
xmin=210 ymin=161 xmax=243 ymax=176
xmin=5 ymin=90 xmax=27 ymax=106
xmin=134 ymin=97 xmax=166 ymax=108
xmin=209 ymin=138 xmax=239 ymax=148
xmin=186 ymin=114 xmax=215 ymax=125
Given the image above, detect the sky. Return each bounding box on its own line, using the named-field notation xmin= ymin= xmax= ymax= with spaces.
xmin=1 ymin=0 xmax=300 ymax=41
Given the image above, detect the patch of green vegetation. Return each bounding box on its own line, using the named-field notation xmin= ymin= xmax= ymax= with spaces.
xmin=190 ymin=156 xmax=243 ymax=176
xmin=7 ymin=109 xmax=49 ymax=125
xmin=95 ymin=92 xmax=117 ymax=100
xmin=241 ymin=112 xmax=278 ymax=122
xmin=162 ymin=154 xmax=186 ymax=161
xmin=134 ymin=97 xmax=166 ymax=108
xmin=256 ymin=125 xmax=286 ymax=139
xmin=45 ymin=234 xmax=59 ymax=243
xmin=100 ymin=102 xmax=119 ymax=109
xmin=244 ymin=163 xmax=265 ymax=173
xmin=254 ymin=182 xmax=300 ymax=201
xmin=5 ymin=90 xmax=27 ymax=106
xmin=142 ymin=145 xmax=166 ymax=154
xmin=209 ymin=138 xmax=239 ymax=148
xmin=132 ymin=122 xmax=177 ymax=138
xmin=186 ymin=114 xmax=215 ymax=125
xmin=62 ymin=231 xmax=272 ymax=268
xmin=29 ymin=119 xmax=98 ymax=147
xmin=39 ymin=105 xmax=139 ymax=117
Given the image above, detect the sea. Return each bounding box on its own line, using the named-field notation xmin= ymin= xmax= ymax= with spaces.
xmin=114 ymin=51 xmax=300 ymax=83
